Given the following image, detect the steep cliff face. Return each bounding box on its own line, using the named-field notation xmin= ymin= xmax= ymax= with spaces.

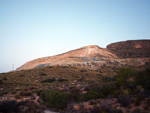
xmin=107 ymin=40 xmax=150 ymax=58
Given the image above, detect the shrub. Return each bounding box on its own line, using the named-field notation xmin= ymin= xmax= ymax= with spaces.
xmin=101 ymin=76 xmax=112 ymax=82
xmin=84 ymin=90 xmax=99 ymax=101
xmin=135 ymin=94 xmax=143 ymax=106
xmin=3 ymin=77 xmax=7 ymax=80
xmin=0 ymin=80 xmax=2 ymax=85
xmin=90 ymin=106 xmax=107 ymax=113
xmin=99 ymin=85 xmax=112 ymax=98
xmin=20 ymin=91 xmax=32 ymax=96
xmin=100 ymin=84 xmax=120 ymax=98
xmin=77 ymin=90 xmax=99 ymax=102
xmin=135 ymin=68 xmax=150 ymax=90
xmin=18 ymin=101 xmax=44 ymax=113
xmin=109 ymin=108 xmax=123 ymax=113
xmin=116 ymin=68 xmax=134 ymax=87
xmin=41 ymin=78 xmax=56 ymax=83
xmin=0 ymin=100 xmax=44 ymax=113
xmin=121 ymin=88 xmax=131 ymax=96
xmin=89 ymin=83 xmax=121 ymax=98
xmin=15 ymin=94 xmax=21 ymax=99
xmin=144 ymin=98 xmax=150 ymax=110
xmin=0 ymin=100 xmax=18 ymax=113
xmin=40 ymin=90 xmax=69 ymax=109
xmin=147 ymin=98 xmax=150 ymax=106
xmin=117 ymin=96 xmax=131 ymax=107
xmin=131 ymin=108 xmax=141 ymax=113
xmin=69 ymin=87 xmax=80 ymax=101
xmin=135 ymin=85 xmax=143 ymax=92
xmin=19 ymin=74 xmax=24 ymax=77
xmin=39 ymin=72 xmax=47 ymax=76
xmin=62 ymin=66 xmax=68 ymax=68
xmin=58 ymin=78 xmax=68 ymax=82
xmin=80 ymin=69 xmax=87 ymax=72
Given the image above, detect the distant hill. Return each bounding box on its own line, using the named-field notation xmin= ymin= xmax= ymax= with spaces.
xmin=17 ymin=40 xmax=150 ymax=71
xmin=107 ymin=40 xmax=150 ymax=58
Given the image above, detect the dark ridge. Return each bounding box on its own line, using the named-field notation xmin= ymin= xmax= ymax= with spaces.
xmin=107 ymin=40 xmax=150 ymax=58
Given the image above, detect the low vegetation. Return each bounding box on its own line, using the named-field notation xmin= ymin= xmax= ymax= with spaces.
xmin=40 ymin=89 xmax=69 ymax=109
xmin=0 ymin=100 xmax=44 ymax=113
xmin=41 ymin=78 xmax=56 ymax=83
xmin=0 ymin=66 xmax=150 ymax=112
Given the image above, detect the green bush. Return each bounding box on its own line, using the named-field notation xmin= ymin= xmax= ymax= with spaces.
xmin=99 ymin=84 xmax=119 ymax=98
xmin=101 ymin=76 xmax=112 ymax=82
xmin=91 ymin=83 xmax=120 ymax=98
xmin=84 ymin=90 xmax=99 ymax=101
xmin=135 ymin=68 xmax=150 ymax=90
xmin=40 ymin=90 xmax=69 ymax=109
xmin=41 ymin=78 xmax=56 ymax=83
xmin=77 ymin=90 xmax=99 ymax=102
xmin=116 ymin=68 xmax=134 ymax=87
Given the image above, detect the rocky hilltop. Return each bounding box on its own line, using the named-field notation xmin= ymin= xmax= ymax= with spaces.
xmin=107 ymin=40 xmax=150 ymax=58
xmin=17 ymin=40 xmax=150 ymax=71
xmin=107 ymin=40 xmax=150 ymax=49
xmin=17 ymin=45 xmax=117 ymax=70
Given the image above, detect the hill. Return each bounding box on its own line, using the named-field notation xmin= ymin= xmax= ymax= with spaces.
xmin=17 ymin=45 xmax=117 ymax=70
xmin=107 ymin=40 xmax=150 ymax=58
xmin=17 ymin=40 xmax=150 ymax=71
xmin=0 ymin=39 xmax=150 ymax=113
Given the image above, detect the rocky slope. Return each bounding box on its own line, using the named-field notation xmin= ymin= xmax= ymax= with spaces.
xmin=17 ymin=45 xmax=117 ymax=70
xmin=107 ymin=40 xmax=150 ymax=49
xmin=17 ymin=40 xmax=150 ymax=71
xmin=107 ymin=40 xmax=150 ymax=58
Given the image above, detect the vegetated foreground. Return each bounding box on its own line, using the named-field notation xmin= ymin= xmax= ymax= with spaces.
xmin=0 ymin=65 xmax=150 ymax=113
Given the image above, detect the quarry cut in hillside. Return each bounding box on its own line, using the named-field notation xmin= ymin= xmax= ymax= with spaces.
xmin=17 ymin=40 xmax=150 ymax=71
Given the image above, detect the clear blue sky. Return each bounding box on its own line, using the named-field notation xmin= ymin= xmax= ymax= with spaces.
xmin=0 ymin=0 xmax=150 ymax=73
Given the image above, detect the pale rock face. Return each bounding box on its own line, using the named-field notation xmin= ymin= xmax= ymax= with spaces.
xmin=134 ymin=44 xmax=142 ymax=48
xmin=17 ymin=45 xmax=117 ymax=70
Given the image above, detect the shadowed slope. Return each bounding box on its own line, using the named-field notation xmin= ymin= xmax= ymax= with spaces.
xmin=107 ymin=40 xmax=150 ymax=58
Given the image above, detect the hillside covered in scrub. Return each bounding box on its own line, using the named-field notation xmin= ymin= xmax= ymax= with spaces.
xmin=0 ymin=65 xmax=150 ymax=113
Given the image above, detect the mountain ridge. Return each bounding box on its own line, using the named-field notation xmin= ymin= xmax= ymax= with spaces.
xmin=17 ymin=40 xmax=150 ymax=71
